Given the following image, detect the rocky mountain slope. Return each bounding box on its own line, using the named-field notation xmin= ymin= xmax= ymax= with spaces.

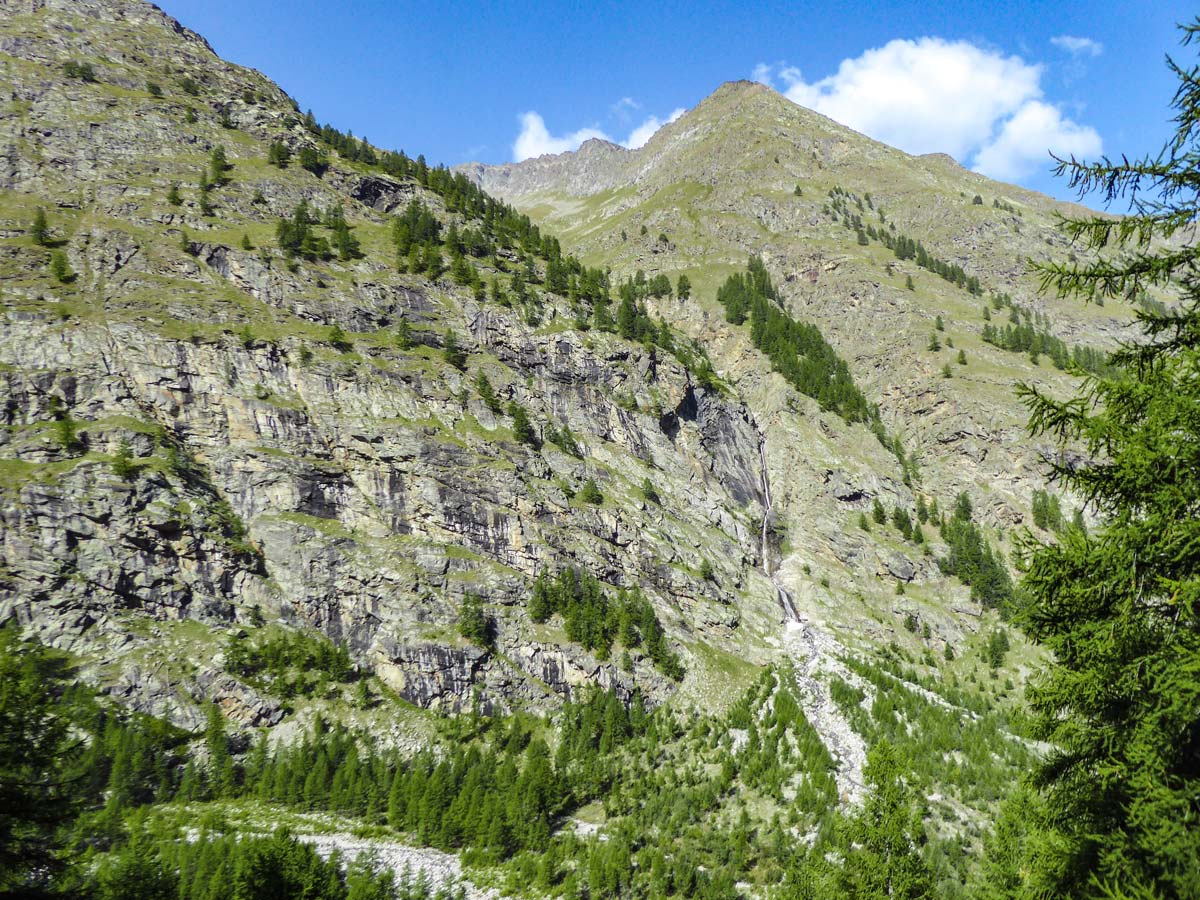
xmin=462 ymin=76 xmax=1149 ymax=639
xmin=0 ymin=0 xmax=788 ymax=730
xmin=0 ymin=0 xmax=1117 ymax=873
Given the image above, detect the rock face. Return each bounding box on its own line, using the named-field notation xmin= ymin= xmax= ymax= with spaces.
xmin=0 ymin=0 xmax=1133 ymax=753
xmin=0 ymin=0 xmax=787 ymax=727
xmin=458 ymin=74 xmax=1148 ymax=659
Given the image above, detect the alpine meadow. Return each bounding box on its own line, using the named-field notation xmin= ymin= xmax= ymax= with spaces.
xmin=0 ymin=2 xmax=1197 ymax=900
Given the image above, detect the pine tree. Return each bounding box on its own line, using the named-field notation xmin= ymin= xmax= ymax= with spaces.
xmin=0 ymin=624 xmax=83 ymax=892
xmin=1010 ymin=21 xmax=1200 ymax=897
xmin=442 ymin=330 xmax=467 ymax=370
xmin=577 ymin=478 xmax=603 ymax=505
xmin=474 ymin=369 xmax=501 ymax=413
xmin=204 ymin=703 xmax=236 ymax=799
xmin=872 ymin=497 xmax=887 ymax=525
xmin=507 ymin=400 xmax=537 ymax=447
xmin=458 ymin=594 xmax=492 ymax=649
xmin=209 ymin=145 xmax=230 ymax=184
xmin=31 ymin=207 xmax=49 ymax=245
xmin=49 ymin=250 xmax=73 ymax=283
xmin=834 ymin=742 xmax=933 ymax=899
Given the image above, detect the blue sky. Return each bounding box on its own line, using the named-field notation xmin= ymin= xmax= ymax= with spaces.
xmin=160 ymin=0 xmax=1193 ymax=204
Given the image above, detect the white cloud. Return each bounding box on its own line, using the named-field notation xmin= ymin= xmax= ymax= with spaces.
xmin=623 ymin=108 xmax=685 ymax=149
xmin=751 ymin=62 xmax=775 ymax=85
xmin=513 ymin=112 xmax=609 ymax=161
xmin=611 ymin=96 xmax=641 ymax=120
xmin=763 ymin=39 xmax=1042 ymax=158
xmin=754 ymin=37 xmax=1102 ymax=182
xmin=512 ymin=107 xmax=686 ymax=161
xmin=1051 ymin=35 xmax=1103 ymax=57
xmin=972 ymin=99 xmax=1102 ymax=180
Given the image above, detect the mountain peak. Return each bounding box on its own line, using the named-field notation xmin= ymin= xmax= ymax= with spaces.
xmin=577 ymin=136 xmax=627 ymax=156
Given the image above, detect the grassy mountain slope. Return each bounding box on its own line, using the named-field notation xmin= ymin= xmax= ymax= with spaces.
xmin=0 ymin=2 xmax=1082 ymax=897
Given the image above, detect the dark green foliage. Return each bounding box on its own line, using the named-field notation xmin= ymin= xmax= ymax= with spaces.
xmin=1030 ymin=488 xmax=1065 ymax=532
xmin=458 ymin=593 xmax=494 ymax=649
xmin=395 ymin=315 xmax=413 ymax=350
xmin=474 ymin=369 xmax=500 ymax=413
xmin=892 ymin=506 xmax=913 ymax=539
xmin=145 ymin=81 xmax=162 ymax=98
xmin=51 ymin=410 xmax=82 ymax=453
xmin=276 ymin=200 xmax=331 ymax=260
xmin=155 ymin=829 xmax=399 ymax=900
xmin=982 ymin=291 xmax=1120 ymax=377
xmin=528 ymin=569 xmax=684 ymax=679
xmin=612 ymin=272 xmax=678 ymax=350
xmin=834 ymin=742 xmax=934 ymax=899
xmin=677 ymin=273 xmax=691 ymax=299
xmin=298 ymin=145 xmax=328 ymax=175
xmin=208 ymin=145 xmax=230 ymax=184
xmin=324 ymin=204 xmax=362 ymax=260
xmin=891 ymin=233 xmax=981 ymax=294
xmin=938 ymin=492 xmax=1014 ymax=613
xmin=873 ymin=497 xmax=887 ymax=525
xmin=0 ymin=623 xmax=83 ymax=892
xmin=31 ymin=206 xmax=49 ymax=245
xmin=327 ymin=323 xmax=352 ymax=351
xmin=49 ymin=249 xmax=73 ymax=283
xmin=1010 ymin=23 xmax=1200 ymax=897
xmin=442 ymin=330 xmax=467 ymax=369
xmin=224 ymin=628 xmax=355 ymax=699
xmin=544 ymin=421 xmax=582 ymax=457
xmin=267 ymin=140 xmax=291 ymax=168
xmin=393 ymin=198 xmax=440 ymax=250
xmin=178 ymin=75 xmax=199 ymax=95
xmin=63 ymin=60 xmax=97 ymax=82
xmin=111 ymin=438 xmax=137 ymax=480
xmin=577 ymin=478 xmax=603 ymax=505
xmin=167 ymin=180 xmax=182 ymax=206
xmin=640 ymin=478 xmax=659 ymax=504
xmin=93 ymin=837 xmax=177 ymax=900
xmin=507 ymin=400 xmax=537 ymax=447
xmin=715 ymin=258 xmax=876 ymax=424
xmin=699 ymin=558 xmax=715 ymax=582
xmin=984 ymin=629 xmax=1009 ymax=670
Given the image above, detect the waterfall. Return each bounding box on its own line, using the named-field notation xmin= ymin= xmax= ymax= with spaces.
xmin=759 ymin=433 xmax=799 ymax=623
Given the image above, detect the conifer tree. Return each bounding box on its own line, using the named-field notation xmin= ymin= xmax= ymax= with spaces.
xmin=209 ymin=145 xmax=230 ymax=184
xmin=824 ymin=742 xmax=933 ymax=900
xmin=31 ymin=206 xmax=49 ymax=245
xmin=395 ymin=316 xmax=413 ymax=350
xmin=507 ymin=400 xmax=537 ymax=447
xmin=474 ymin=369 xmax=501 ymax=413
xmin=49 ymin=250 xmax=73 ymax=283
xmin=0 ymin=624 xmax=83 ymax=893
xmin=1012 ymin=20 xmax=1200 ymax=898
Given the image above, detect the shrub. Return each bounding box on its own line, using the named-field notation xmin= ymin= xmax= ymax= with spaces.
xmin=577 ymin=478 xmax=603 ymax=505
